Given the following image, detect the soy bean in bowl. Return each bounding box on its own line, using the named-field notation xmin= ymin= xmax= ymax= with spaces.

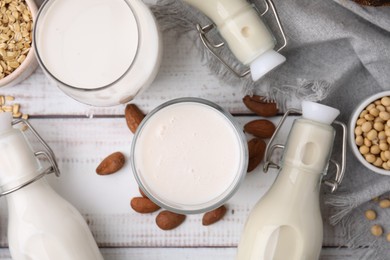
xmin=349 ymin=91 xmax=390 ymax=175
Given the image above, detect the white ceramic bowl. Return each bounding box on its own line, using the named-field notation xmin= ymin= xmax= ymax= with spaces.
xmin=349 ymin=91 xmax=390 ymax=175
xmin=0 ymin=0 xmax=38 ymax=88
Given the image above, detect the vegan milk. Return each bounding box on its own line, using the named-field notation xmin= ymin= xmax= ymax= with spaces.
xmin=133 ymin=101 xmax=246 ymax=209
xmin=35 ymin=0 xmax=138 ymax=89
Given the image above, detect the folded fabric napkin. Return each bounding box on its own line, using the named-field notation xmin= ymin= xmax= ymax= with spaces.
xmin=152 ymin=0 xmax=390 ymax=258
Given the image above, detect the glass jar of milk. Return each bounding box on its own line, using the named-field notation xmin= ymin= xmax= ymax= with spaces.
xmin=34 ymin=0 xmax=162 ymax=106
xmin=131 ymin=98 xmax=248 ymax=214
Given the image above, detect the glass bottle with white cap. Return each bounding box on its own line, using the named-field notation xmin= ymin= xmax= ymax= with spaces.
xmin=183 ymin=0 xmax=287 ymax=81
xmin=236 ymin=101 xmax=346 ymax=260
xmin=0 ymin=112 xmax=103 ymax=260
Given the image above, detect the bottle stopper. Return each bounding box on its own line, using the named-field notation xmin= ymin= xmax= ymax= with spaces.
xmin=301 ymin=101 xmax=340 ymax=125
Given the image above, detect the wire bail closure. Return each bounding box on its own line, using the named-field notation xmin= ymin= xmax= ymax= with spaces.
xmin=263 ymin=109 xmax=347 ymax=193
xmin=195 ymin=0 xmax=287 ymax=78
xmin=0 ymin=119 xmax=60 ymax=197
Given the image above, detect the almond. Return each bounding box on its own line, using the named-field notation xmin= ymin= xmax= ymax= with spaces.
xmin=125 ymin=104 xmax=145 ymax=134
xmin=156 ymin=211 xmax=186 ymax=230
xmin=243 ymin=95 xmax=278 ymax=117
xmin=96 ymin=152 xmax=125 ymax=175
xmin=244 ymin=119 xmax=276 ymax=138
xmin=247 ymin=138 xmax=266 ymax=172
xmin=131 ymin=197 xmax=160 ymax=213
xmin=202 ymin=205 xmax=227 ymax=226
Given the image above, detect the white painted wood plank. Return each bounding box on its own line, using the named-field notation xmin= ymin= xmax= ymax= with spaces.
xmin=105 ymin=247 xmax=363 ymax=260
xmin=0 ymin=30 xmax=250 ymax=116
xmin=0 ymin=117 xmax=346 ymax=249
xmin=0 ymin=1 xmax=350 ymax=258
xmin=0 ymin=247 xmax=365 ymax=260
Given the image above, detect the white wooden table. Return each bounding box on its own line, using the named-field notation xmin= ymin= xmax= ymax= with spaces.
xmin=0 ymin=0 xmax=360 ymax=259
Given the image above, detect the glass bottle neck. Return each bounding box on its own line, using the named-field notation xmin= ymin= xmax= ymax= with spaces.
xmin=281 ymin=119 xmax=335 ymax=176
xmin=274 ymin=166 xmax=322 ymax=197
xmin=0 ymin=129 xmax=41 ymax=193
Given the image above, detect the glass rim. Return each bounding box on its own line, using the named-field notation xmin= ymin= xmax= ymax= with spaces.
xmin=130 ymin=97 xmax=249 ymax=214
xmin=33 ymin=0 xmax=141 ymax=92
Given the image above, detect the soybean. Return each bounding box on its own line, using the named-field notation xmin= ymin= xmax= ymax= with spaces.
xmin=382 ymin=97 xmax=390 ymax=106
xmin=379 ymin=199 xmax=390 ymax=208
xmin=365 ymin=209 xmax=377 ymax=221
xmin=371 ymin=225 xmax=383 ymax=237
xmin=354 ymin=96 xmax=390 ymax=170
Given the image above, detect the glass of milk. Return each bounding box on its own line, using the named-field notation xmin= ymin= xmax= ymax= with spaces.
xmin=33 ymin=0 xmax=162 ymax=107
xmin=131 ymin=98 xmax=248 ymax=214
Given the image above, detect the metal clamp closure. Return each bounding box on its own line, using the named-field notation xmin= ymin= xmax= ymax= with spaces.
xmin=263 ymin=108 xmax=300 ymax=172
xmin=0 ymin=119 xmax=60 ymax=197
xmin=263 ymin=109 xmax=347 ymax=193
xmin=196 ymin=0 xmax=287 ymax=78
xmin=323 ymin=121 xmax=347 ymax=193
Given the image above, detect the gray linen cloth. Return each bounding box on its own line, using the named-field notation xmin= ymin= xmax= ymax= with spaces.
xmin=152 ymin=0 xmax=390 ymax=258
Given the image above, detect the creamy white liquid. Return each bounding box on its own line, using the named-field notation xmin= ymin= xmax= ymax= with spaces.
xmin=8 ymin=180 xmax=104 ymax=260
xmin=36 ymin=0 xmax=138 ymax=89
xmin=0 ymin=113 xmax=103 ymax=260
xmin=236 ymin=119 xmax=333 ymax=260
xmin=134 ymin=102 xmax=243 ymax=207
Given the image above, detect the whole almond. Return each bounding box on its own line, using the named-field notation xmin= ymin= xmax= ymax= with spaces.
xmin=156 ymin=211 xmax=186 ymax=230
xmin=244 ymin=119 xmax=276 ymax=138
xmin=243 ymin=95 xmax=278 ymax=117
xmin=131 ymin=197 xmax=160 ymax=213
xmin=247 ymin=138 xmax=266 ymax=172
xmin=202 ymin=205 xmax=227 ymax=226
xmin=125 ymin=104 xmax=145 ymax=134
xmin=96 ymin=152 xmax=125 ymax=175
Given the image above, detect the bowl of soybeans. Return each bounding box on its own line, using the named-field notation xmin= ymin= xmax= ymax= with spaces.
xmin=350 ymin=91 xmax=390 ymax=175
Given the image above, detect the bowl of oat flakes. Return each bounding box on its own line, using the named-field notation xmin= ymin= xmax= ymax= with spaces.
xmin=0 ymin=0 xmax=37 ymax=88
xmin=350 ymin=91 xmax=390 ymax=175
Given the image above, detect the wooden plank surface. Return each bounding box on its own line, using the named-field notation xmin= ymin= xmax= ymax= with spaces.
xmin=0 ymin=247 xmax=364 ymax=260
xmin=0 ymin=0 xmax=357 ymax=258
xmin=0 ymin=117 xmax=346 ymax=249
xmin=0 ymin=117 xmax=280 ymax=248
xmin=1 ymin=30 xmax=249 ymax=117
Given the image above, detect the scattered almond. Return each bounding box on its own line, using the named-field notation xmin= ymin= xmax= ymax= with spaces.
xmin=131 ymin=197 xmax=160 ymax=214
xmin=202 ymin=205 xmax=227 ymax=226
xmin=96 ymin=151 xmax=125 ymax=175
xmin=247 ymin=138 xmax=266 ymax=172
xmin=243 ymin=95 xmax=278 ymax=117
xmin=125 ymin=104 xmax=145 ymax=133
xmin=156 ymin=210 xmax=186 ymax=230
xmin=244 ymin=119 xmax=276 ymax=138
